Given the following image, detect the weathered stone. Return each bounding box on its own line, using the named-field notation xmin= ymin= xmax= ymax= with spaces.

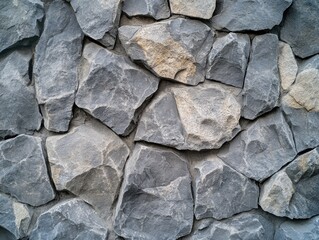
xmin=114 ymin=144 xmax=193 ymax=240
xmin=298 ymin=54 xmax=319 ymax=73
xmin=70 ymin=0 xmax=121 ymax=48
xmin=169 ymin=0 xmax=216 ymax=19
xmin=0 ymin=50 xmax=42 ymax=138
xmin=211 ymin=0 xmax=292 ymax=31
xmin=0 ymin=135 xmax=55 ymax=206
xmin=242 ymin=34 xmax=280 ymax=120
xmin=193 ymin=155 xmax=259 ymax=220
xmin=123 ymin=0 xmax=170 ymax=20
xmin=135 ymin=82 xmax=241 ymax=151
xmin=260 ymin=148 xmax=319 ymax=219
xmin=76 ymin=42 xmax=159 ymax=136
xmin=119 ymin=18 xmax=213 ymax=85
xmin=218 ymin=109 xmax=297 ymax=182
xmin=0 ymin=0 xmax=44 ymax=53
xmin=30 ymin=199 xmax=108 ymax=240
xmin=280 ymin=0 xmax=319 ymax=58
xmin=46 ymin=119 xmax=130 ymax=221
xmin=34 ymin=0 xmax=83 ymax=132
xmin=206 ymin=32 xmax=250 ymax=88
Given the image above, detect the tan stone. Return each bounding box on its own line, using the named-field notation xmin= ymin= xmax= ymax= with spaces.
xmin=169 ymin=0 xmax=216 ymax=19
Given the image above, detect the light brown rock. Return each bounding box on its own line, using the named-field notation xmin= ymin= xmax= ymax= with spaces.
xmin=169 ymin=0 xmax=216 ymax=19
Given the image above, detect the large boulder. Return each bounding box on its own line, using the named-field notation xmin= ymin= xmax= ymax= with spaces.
xmin=169 ymin=0 xmax=216 ymax=19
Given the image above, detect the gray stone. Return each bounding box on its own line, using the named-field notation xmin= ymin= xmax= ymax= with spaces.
xmin=206 ymin=32 xmax=250 ymax=88
xmin=280 ymin=0 xmax=319 ymax=58
xmin=30 ymin=199 xmax=108 ymax=240
xmin=242 ymin=34 xmax=280 ymax=120
xmin=70 ymin=0 xmax=121 ymax=48
xmin=0 ymin=50 xmax=42 ymax=138
xmin=169 ymin=0 xmax=216 ymax=19
xmin=75 ymin=42 xmax=159 ymax=136
xmin=114 ymin=144 xmax=193 ymax=240
xmin=193 ymin=155 xmax=259 ymax=220
xmin=299 ymin=54 xmax=319 ymax=73
xmin=211 ymin=0 xmax=292 ymax=31
xmin=123 ymin=0 xmax=170 ymax=20
xmin=119 ymin=18 xmax=213 ymax=85
xmin=260 ymin=147 xmax=319 ymax=219
xmin=0 ymin=135 xmax=56 ymax=206
xmin=0 ymin=0 xmax=44 ymax=53
xmin=135 ymin=82 xmax=241 ymax=151
xmin=34 ymin=0 xmax=83 ymax=132
xmin=218 ymin=109 xmax=297 ymax=182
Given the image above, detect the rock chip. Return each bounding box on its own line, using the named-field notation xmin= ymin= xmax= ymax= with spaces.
xmin=114 ymin=144 xmax=193 ymax=240
xmin=75 ymin=42 xmax=159 ymax=136
xmin=242 ymin=34 xmax=280 ymax=120
xmin=0 ymin=135 xmax=55 ymax=206
xmin=169 ymin=0 xmax=216 ymax=19
xmin=206 ymin=32 xmax=250 ymax=88
xmin=34 ymin=0 xmax=83 ymax=132
xmin=119 ymin=18 xmax=213 ymax=85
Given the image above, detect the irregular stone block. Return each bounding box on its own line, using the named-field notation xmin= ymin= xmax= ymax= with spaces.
xmin=169 ymin=0 xmax=216 ymax=19
xmin=299 ymin=54 xmax=319 ymax=73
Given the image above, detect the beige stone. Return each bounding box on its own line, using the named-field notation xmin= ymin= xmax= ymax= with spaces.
xmin=169 ymin=0 xmax=216 ymax=19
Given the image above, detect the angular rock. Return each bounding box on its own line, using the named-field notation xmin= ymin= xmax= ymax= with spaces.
xmin=0 ymin=50 xmax=42 ymax=138
xmin=119 ymin=18 xmax=213 ymax=85
xmin=218 ymin=109 xmax=297 ymax=182
xmin=0 ymin=0 xmax=44 ymax=53
xmin=260 ymin=148 xmax=319 ymax=219
xmin=34 ymin=0 xmax=83 ymax=132
xmin=30 ymin=199 xmax=108 ymax=240
xmin=280 ymin=0 xmax=319 ymax=58
xmin=206 ymin=32 xmax=250 ymax=88
xmin=0 ymin=135 xmax=55 ymax=206
xmin=114 ymin=144 xmax=193 ymax=240
xmin=123 ymin=0 xmax=170 ymax=20
xmin=211 ymin=0 xmax=292 ymax=31
xmin=76 ymin=42 xmax=159 ymax=136
xmin=169 ymin=0 xmax=216 ymax=19
xmin=70 ymin=0 xmax=121 ymax=48
xmin=242 ymin=34 xmax=280 ymax=120
xmin=135 ymin=82 xmax=241 ymax=151
xmin=46 ymin=119 xmax=130 ymax=221
xmin=298 ymin=54 xmax=319 ymax=73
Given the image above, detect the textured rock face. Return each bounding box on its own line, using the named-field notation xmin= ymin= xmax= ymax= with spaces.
xmin=206 ymin=32 xmax=250 ymax=88
xmin=76 ymin=42 xmax=159 ymax=136
xmin=0 ymin=135 xmax=55 ymax=206
xmin=242 ymin=34 xmax=280 ymax=120
xmin=211 ymin=0 xmax=292 ymax=31
xmin=34 ymin=0 xmax=83 ymax=132
xmin=0 ymin=0 xmax=44 ymax=53
xmin=135 ymin=82 xmax=241 ymax=151
xmin=169 ymin=0 xmax=216 ymax=19
xmin=114 ymin=144 xmax=193 ymax=240
xmin=119 ymin=18 xmax=213 ymax=85
xmin=30 ymin=199 xmax=108 ymax=240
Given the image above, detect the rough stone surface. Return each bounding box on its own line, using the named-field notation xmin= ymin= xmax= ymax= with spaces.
xmin=114 ymin=144 xmax=193 ymax=240
xmin=135 ymin=82 xmax=241 ymax=151
xmin=299 ymin=54 xmax=319 ymax=73
xmin=34 ymin=0 xmax=83 ymax=132
xmin=76 ymin=42 xmax=159 ymax=136
xmin=242 ymin=34 xmax=280 ymax=120
xmin=169 ymin=0 xmax=216 ymax=19
xmin=30 ymin=199 xmax=108 ymax=240
xmin=218 ymin=109 xmax=297 ymax=182
xmin=0 ymin=0 xmax=44 ymax=53
xmin=119 ymin=18 xmax=213 ymax=85
xmin=0 ymin=135 xmax=55 ymax=206
xmin=206 ymin=32 xmax=250 ymax=88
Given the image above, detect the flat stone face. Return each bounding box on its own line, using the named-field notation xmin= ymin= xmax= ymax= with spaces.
xmin=30 ymin=199 xmax=108 ymax=240
xmin=34 ymin=0 xmax=83 ymax=132
xmin=280 ymin=0 xmax=319 ymax=58
xmin=0 ymin=50 xmax=42 ymax=138
xmin=114 ymin=144 xmax=193 ymax=240
xmin=169 ymin=0 xmax=216 ymax=19
xmin=211 ymin=0 xmax=292 ymax=31
xmin=0 ymin=0 xmax=44 ymax=53
xmin=206 ymin=32 xmax=250 ymax=88
xmin=75 ymin=42 xmax=159 ymax=136
xmin=0 ymin=135 xmax=55 ymax=206
xmin=135 ymin=82 xmax=241 ymax=151
xmin=242 ymin=34 xmax=280 ymax=120
xmin=218 ymin=109 xmax=297 ymax=182
xmin=119 ymin=18 xmax=213 ymax=85
xmin=70 ymin=0 xmax=121 ymax=48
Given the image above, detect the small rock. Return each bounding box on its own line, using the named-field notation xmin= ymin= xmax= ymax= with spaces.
xmin=298 ymin=54 xmax=319 ymax=73
xmin=169 ymin=0 xmax=216 ymax=19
